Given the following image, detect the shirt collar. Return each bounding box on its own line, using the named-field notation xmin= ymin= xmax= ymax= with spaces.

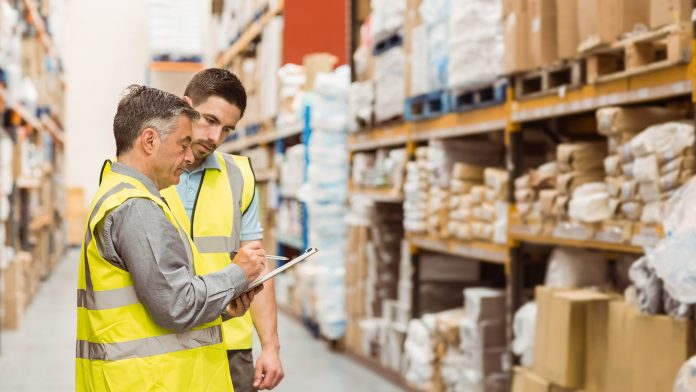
xmin=110 ymin=161 xmax=161 ymax=197
xmin=187 ymin=152 xmax=221 ymax=174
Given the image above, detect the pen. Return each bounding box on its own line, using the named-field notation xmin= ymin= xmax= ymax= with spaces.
xmin=232 ymin=250 xmax=289 ymax=261
xmin=264 ymin=255 xmax=289 ymax=261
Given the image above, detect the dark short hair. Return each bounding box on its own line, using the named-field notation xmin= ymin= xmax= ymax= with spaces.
xmin=113 ymin=85 xmax=199 ymax=156
xmin=184 ymin=68 xmax=247 ymax=115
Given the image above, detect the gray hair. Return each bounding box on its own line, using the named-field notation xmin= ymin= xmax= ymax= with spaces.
xmin=113 ymin=85 xmax=200 ymax=155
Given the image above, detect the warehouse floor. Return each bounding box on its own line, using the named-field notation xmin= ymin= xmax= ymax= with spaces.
xmin=0 ymin=249 xmax=404 ymax=392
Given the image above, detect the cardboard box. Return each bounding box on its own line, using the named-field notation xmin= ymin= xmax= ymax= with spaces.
xmin=650 ymin=0 xmax=692 ymax=29
xmin=584 ymin=294 xmax=613 ymax=392
xmin=557 ymin=143 xmax=607 ymax=172
xmin=534 ymin=287 xmax=613 ymax=389
xmin=596 ymin=106 xmax=687 ymax=137
xmin=529 ymin=0 xmax=558 ymax=68
xmin=512 ymin=367 xmax=576 ymax=392
xmin=555 ymin=0 xmax=579 ymax=59
xmin=2 ymin=255 xmax=27 ymax=330
xmin=606 ymin=301 xmax=696 ymax=392
xmin=464 ymin=287 xmax=506 ymax=322
xmin=505 ymin=0 xmax=533 ymax=73
xmin=577 ymin=0 xmax=650 ymax=52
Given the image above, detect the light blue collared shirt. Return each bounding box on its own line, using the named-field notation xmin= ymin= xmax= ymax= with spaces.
xmin=176 ymin=153 xmax=263 ymax=242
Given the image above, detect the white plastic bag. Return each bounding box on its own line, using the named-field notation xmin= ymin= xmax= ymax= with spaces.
xmin=663 ymin=176 xmax=696 ymax=236
xmin=647 ymin=229 xmax=696 ymax=304
xmin=512 ymin=302 xmax=537 ymax=368
xmin=674 ymin=356 xmax=696 ymax=392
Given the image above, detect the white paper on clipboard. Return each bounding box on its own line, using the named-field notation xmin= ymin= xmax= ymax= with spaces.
xmin=246 ymin=248 xmax=319 ymax=291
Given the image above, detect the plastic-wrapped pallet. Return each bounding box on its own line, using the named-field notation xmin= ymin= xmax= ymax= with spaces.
xmin=279 ymin=143 xmax=306 ymax=197
xmin=300 ymin=65 xmax=351 ymax=339
xmin=276 ymin=64 xmax=307 ymax=129
xmin=447 ymin=0 xmax=504 ymax=89
xmin=370 ymin=0 xmax=407 ymax=43
xmin=419 ymin=0 xmax=450 ymax=92
xmin=349 ymin=81 xmax=375 ymax=132
xmin=258 ymin=16 xmax=283 ymax=122
xmin=374 ymin=46 xmax=406 ymax=122
xmin=147 ymin=0 xmax=203 ymax=59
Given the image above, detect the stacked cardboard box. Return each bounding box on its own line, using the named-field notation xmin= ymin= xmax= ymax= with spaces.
xmin=619 ymin=121 xmax=695 ymax=225
xmin=597 ymin=107 xmax=688 ymax=226
xmin=345 ymin=225 xmax=371 ymax=355
xmin=427 ymin=186 xmax=451 ymax=238
xmin=1 ymin=252 xmax=32 ymax=330
xmin=514 ymin=161 xmax=558 ymax=233
xmin=576 ymin=0 xmax=650 ymax=52
xmin=529 ymin=286 xmax=695 ymax=392
xmin=428 ymin=139 xmax=506 ymax=243
xmin=416 ymin=252 xmax=482 ymax=317
xmin=605 ymin=300 xmax=695 ymax=392
xmin=365 ymin=203 xmax=404 ymax=318
xmin=503 ymin=0 xmax=683 ymax=74
xmin=452 ymin=288 xmax=508 ymax=391
xmin=352 ymin=148 xmax=408 ymax=192
xmin=447 ymin=163 xmax=485 ymax=241
xmin=552 ymin=143 xmax=606 ymax=223
xmin=404 ymin=288 xmax=507 ymax=392
xmin=403 ymin=146 xmax=431 ymax=233
xmin=532 ymin=287 xmax=615 ymax=390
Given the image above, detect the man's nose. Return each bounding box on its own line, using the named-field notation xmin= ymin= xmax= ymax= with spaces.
xmin=184 ymin=146 xmax=194 ymax=164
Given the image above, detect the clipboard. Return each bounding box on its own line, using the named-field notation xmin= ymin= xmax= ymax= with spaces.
xmin=246 ymin=247 xmax=319 ymax=291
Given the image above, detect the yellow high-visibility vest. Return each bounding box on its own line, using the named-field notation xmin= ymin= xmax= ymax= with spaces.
xmin=161 ymin=152 xmax=257 ymax=350
xmin=76 ymin=165 xmax=233 ymax=391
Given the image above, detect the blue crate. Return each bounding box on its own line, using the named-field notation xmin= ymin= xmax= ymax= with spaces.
xmin=404 ymin=90 xmax=451 ymax=122
xmin=450 ymin=79 xmax=508 ymax=113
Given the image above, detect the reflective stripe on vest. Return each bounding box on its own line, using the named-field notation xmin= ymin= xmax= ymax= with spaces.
xmin=161 ymin=152 xmax=256 ymax=350
xmin=77 ymin=167 xmax=232 ymax=391
xmin=76 ymin=324 xmax=222 ymax=361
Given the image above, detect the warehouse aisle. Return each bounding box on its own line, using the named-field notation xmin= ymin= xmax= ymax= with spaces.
xmin=0 ymin=249 xmax=405 ymax=391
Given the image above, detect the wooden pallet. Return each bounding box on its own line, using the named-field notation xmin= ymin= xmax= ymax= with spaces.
xmin=404 ymin=90 xmax=450 ymax=121
xmin=450 ymin=79 xmax=507 ymax=112
xmin=585 ymin=24 xmax=690 ymax=84
xmin=514 ymin=60 xmax=584 ymax=100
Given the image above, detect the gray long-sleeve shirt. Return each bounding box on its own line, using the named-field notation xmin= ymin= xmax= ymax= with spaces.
xmin=94 ymin=162 xmax=249 ymax=333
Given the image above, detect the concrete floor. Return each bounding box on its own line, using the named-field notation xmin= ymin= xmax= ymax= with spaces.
xmin=0 ymin=249 xmax=405 ymax=391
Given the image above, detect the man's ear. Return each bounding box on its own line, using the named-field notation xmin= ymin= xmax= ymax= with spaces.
xmin=140 ymin=128 xmax=158 ymax=154
xmin=182 ymin=96 xmax=193 ymax=106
